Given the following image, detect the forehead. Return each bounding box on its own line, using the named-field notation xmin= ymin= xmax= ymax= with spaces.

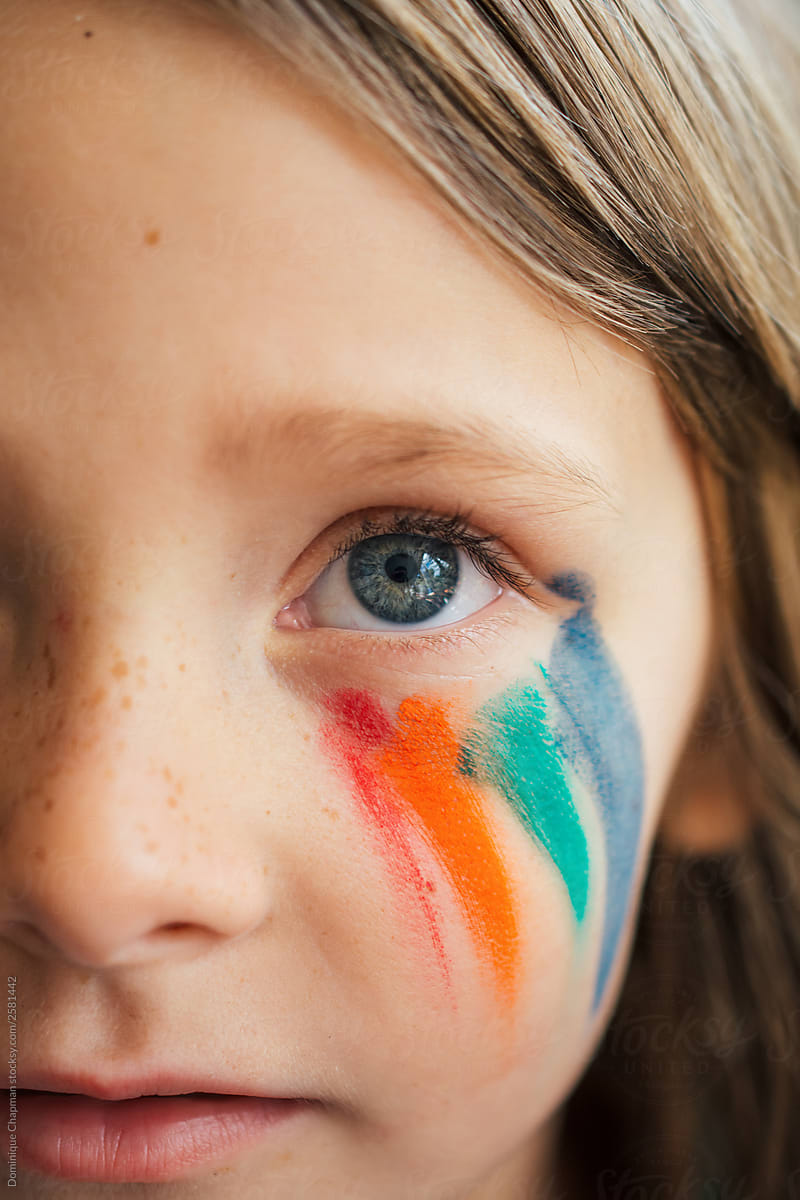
xmin=0 ymin=0 xmax=661 ymax=492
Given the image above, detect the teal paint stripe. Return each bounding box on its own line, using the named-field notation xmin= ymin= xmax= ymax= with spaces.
xmin=458 ymin=676 xmax=590 ymax=923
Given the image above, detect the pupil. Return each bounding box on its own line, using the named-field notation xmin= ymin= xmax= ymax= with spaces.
xmin=385 ymin=552 xmax=418 ymax=584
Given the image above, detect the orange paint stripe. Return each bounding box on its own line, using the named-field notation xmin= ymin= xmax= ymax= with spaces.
xmin=376 ymin=695 xmax=522 ymax=1010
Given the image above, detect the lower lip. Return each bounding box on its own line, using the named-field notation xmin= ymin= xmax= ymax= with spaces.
xmin=13 ymin=1089 xmax=312 ymax=1182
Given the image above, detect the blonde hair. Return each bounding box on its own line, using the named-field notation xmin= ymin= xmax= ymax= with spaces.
xmin=197 ymin=0 xmax=800 ymax=1188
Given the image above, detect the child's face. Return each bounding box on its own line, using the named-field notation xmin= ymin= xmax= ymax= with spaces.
xmin=0 ymin=2 xmax=713 ymax=1197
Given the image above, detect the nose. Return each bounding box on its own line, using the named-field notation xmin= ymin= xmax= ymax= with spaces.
xmin=0 ymin=607 xmax=275 ymax=970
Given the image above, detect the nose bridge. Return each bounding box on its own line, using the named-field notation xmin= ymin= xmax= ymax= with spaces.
xmin=0 ymin=563 xmax=280 ymax=968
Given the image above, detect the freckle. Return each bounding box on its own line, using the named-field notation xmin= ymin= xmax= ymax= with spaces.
xmin=163 ymin=766 xmax=172 ymax=781
xmin=43 ymin=798 xmax=54 ymax=812
xmin=146 ymin=840 xmax=157 ymax=852
xmin=176 ymin=780 xmax=184 ymax=794
xmin=137 ymin=676 xmax=146 ymax=689
xmin=35 ymin=733 xmax=46 ymax=748
xmin=121 ymin=695 xmax=132 ymax=709
xmin=144 ymin=228 xmax=160 ymax=246
xmin=51 ymin=609 xmax=73 ymax=634
xmin=167 ymin=795 xmax=177 ymax=808
xmin=264 ymin=809 xmax=271 ymax=816
xmin=112 ymin=661 xmax=129 ymax=678
xmin=179 ymin=664 xmax=186 ymax=672
xmin=87 ymin=687 xmax=107 ymax=708
xmin=34 ymin=847 xmax=47 ymax=862
xmin=136 ymin=823 xmax=148 ymax=833
xmin=137 ymin=656 xmax=148 ymax=668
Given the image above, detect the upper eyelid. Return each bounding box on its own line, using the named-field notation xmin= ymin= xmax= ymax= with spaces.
xmin=321 ymin=506 xmax=525 ymax=576
xmin=325 ymin=506 xmax=493 ymax=558
xmin=313 ymin=507 xmax=538 ymax=596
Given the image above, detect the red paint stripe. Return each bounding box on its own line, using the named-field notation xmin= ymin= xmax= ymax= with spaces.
xmin=319 ymin=706 xmax=454 ymax=999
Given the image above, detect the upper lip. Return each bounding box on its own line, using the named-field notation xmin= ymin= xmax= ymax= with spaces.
xmin=13 ymin=1069 xmax=302 ymax=1103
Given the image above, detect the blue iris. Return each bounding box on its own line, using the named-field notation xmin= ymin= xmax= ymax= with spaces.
xmin=347 ymin=534 xmax=458 ymax=623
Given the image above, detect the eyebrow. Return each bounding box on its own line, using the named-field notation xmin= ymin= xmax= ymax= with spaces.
xmin=205 ymin=403 xmax=619 ymax=515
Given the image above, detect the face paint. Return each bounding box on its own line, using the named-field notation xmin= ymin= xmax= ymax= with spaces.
xmin=322 ymin=689 xmax=522 ymax=1014
xmin=377 ymin=695 xmax=522 ymax=1010
xmin=542 ymin=571 xmax=645 ymax=1010
xmin=321 ymin=569 xmax=643 ymax=1020
xmin=320 ymin=689 xmax=455 ymax=1000
xmin=458 ymin=680 xmax=590 ymax=927
xmin=461 ymin=571 xmax=644 ymax=1011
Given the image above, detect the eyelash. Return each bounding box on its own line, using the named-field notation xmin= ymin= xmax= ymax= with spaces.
xmin=324 ymin=505 xmax=541 ymax=603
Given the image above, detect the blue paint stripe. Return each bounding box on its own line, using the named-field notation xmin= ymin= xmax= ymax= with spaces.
xmin=545 ymin=571 xmax=645 ymax=1011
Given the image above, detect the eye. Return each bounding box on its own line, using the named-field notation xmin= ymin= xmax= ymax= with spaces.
xmin=276 ymin=509 xmax=539 ymax=635
xmin=302 ymin=531 xmax=502 ymax=632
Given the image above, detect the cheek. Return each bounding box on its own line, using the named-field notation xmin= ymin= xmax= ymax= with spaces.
xmin=317 ymin=685 xmax=587 ymax=1045
xmin=316 ymin=570 xmax=645 ymax=1030
xmin=319 ymin=687 xmax=523 ymax=1018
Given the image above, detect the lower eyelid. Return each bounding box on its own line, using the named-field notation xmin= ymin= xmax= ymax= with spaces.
xmin=287 ymin=601 xmax=532 ymax=662
xmin=375 ymin=614 xmax=522 ymax=661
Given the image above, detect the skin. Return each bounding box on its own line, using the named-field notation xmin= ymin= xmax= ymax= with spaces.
xmin=0 ymin=1 xmax=715 ymax=1197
